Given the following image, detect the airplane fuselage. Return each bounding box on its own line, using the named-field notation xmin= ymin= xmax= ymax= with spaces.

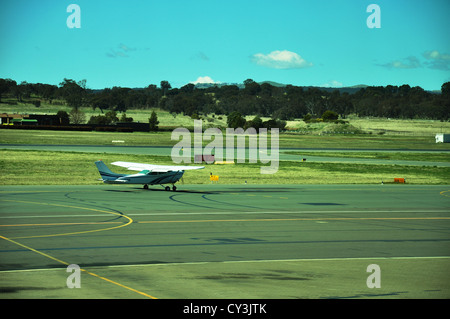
xmin=95 ymin=160 xmax=186 ymax=191
xmin=103 ymin=170 xmax=184 ymax=185
xmin=95 ymin=160 xmax=203 ymax=191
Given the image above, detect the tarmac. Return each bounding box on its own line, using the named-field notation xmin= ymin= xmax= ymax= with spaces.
xmin=0 ymin=184 xmax=449 ymax=299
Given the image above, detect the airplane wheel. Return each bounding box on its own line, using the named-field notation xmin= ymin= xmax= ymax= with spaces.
xmin=143 ymin=184 xmax=148 ymax=189
xmin=172 ymin=186 xmax=177 ymax=192
xmin=165 ymin=186 xmax=170 ymax=191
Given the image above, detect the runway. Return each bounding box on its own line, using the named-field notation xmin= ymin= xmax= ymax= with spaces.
xmin=0 ymin=184 xmax=449 ymax=298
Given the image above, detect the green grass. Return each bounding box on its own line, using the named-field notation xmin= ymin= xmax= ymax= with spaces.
xmin=1 ymin=149 xmax=449 ymax=185
xmin=0 ymin=103 xmax=227 ymax=129
xmin=3 ymin=98 xmax=450 ymax=151
xmin=285 ymin=115 xmax=450 ymax=135
xmin=348 ymin=116 xmax=450 ymax=135
xmin=282 ymin=151 xmax=450 ymax=162
xmin=0 ymin=130 xmax=175 ymax=146
xmin=3 ymin=100 xmax=450 ymax=135
xmin=2 ymin=102 xmax=449 ymax=186
xmin=1 ymin=129 xmax=450 ymax=150
xmin=279 ymin=133 xmax=450 ymax=150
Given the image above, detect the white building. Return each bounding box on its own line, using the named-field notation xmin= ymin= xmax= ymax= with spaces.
xmin=435 ymin=133 xmax=450 ymax=143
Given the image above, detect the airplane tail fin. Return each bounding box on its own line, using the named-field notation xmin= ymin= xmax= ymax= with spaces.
xmin=95 ymin=160 xmax=124 ymax=181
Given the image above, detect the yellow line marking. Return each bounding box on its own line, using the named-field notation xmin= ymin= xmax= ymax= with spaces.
xmin=0 ymin=235 xmax=70 ymax=266
xmin=0 ymin=191 xmax=66 ymax=194
xmin=0 ymin=199 xmax=156 ymax=298
xmin=440 ymin=190 xmax=450 ymax=198
xmin=138 ymin=217 xmax=450 ymax=224
xmin=0 ymin=235 xmax=157 ymax=299
xmin=0 ymin=199 xmax=133 ymax=239
xmin=79 ymin=269 xmax=157 ymax=299
xmin=0 ymin=222 xmax=122 ymax=227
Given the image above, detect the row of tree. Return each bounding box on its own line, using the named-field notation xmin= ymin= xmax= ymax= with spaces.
xmin=1 ymin=78 xmax=449 ymax=121
xmin=55 ymin=109 xmax=160 ymax=131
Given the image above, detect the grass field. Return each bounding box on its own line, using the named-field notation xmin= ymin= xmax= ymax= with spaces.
xmin=285 ymin=116 xmax=450 ymax=136
xmin=1 ymin=104 xmax=449 ymax=186
xmin=282 ymin=150 xmax=450 ymax=162
xmin=2 ymin=129 xmax=450 ymax=150
xmin=2 ymin=102 xmax=450 ymax=135
xmin=0 ymin=104 xmax=228 ymax=129
xmin=1 ymin=149 xmax=449 ymax=185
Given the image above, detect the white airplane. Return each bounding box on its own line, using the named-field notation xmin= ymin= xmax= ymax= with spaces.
xmin=95 ymin=160 xmax=204 ymax=191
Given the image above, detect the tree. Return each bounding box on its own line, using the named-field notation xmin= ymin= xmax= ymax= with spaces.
xmin=160 ymin=81 xmax=171 ymax=97
xmin=263 ymin=119 xmax=286 ymax=130
xmin=243 ymin=79 xmax=261 ymax=95
xmin=322 ymin=110 xmax=339 ymax=121
xmin=88 ymin=115 xmax=110 ymax=125
xmin=227 ymin=111 xmax=246 ymax=129
xmin=180 ymin=83 xmax=195 ymax=93
xmin=39 ymin=83 xmax=57 ymax=103
xmin=303 ymin=113 xmax=312 ymax=122
xmin=91 ymin=93 xmax=112 ymax=113
xmin=104 ymin=110 xmax=119 ymax=124
xmin=120 ymin=113 xmax=133 ymax=123
xmin=59 ymin=78 xmax=86 ymax=110
xmin=442 ymin=82 xmax=450 ymax=97
xmin=56 ymin=110 xmax=70 ymax=125
xmin=149 ymin=110 xmax=159 ymax=131
xmin=14 ymin=81 xmax=31 ymax=102
xmin=69 ymin=108 xmax=86 ymax=124
xmin=0 ymin=78 xmax=16 ymax=102
xmin=32 ymin=100 xmax=41 ymax=108
xmin=87 ymin=111 xmax=118 ymax=125
xmin=245 ymin=115 xmax=264 ymax=130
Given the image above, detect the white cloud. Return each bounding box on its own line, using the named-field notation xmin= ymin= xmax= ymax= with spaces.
xmin=252 ymin=50 xmax=313 ymax=69
xmin=118 ymin=43 xmax=136 ymax=52
xmin=106 ymin=43 xmax=137 ymax=58
xmin=379 ymin=56 xmax=421 ymax=69
xmin=423 ymin=50 xmax=450 ymax=60
xmin=321 ymin=80 xmax=343 ymax=88
xmin=378 ymin=51 xmax=450 ymax=71
xmin=423 ymin=50 xmax=450 ymax=71
xmin=190 ymin=51 xmax=210 ymax=61
xmin=190 ymin=76 xmax=219 ymax=85
xmin=106 ymin=43 xmax=136 ymax=58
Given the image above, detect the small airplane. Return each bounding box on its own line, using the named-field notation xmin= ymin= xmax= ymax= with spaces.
xmin=95 ymin=160 xmax=204 ymax=191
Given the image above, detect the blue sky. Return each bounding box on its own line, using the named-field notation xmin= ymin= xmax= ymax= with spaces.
xmin=1 ymin=0 xmax=449 ymax=90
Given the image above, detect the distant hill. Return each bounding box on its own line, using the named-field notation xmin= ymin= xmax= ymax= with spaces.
xmin=258 ymin=81 xmax=286 ymax=87
xmin=193 ymin=82 xmax=244 ymax=89
xmin=312 ymin=85 xmax=368 ymax=94
xmin=257 ymin=81 xmax=370 ymax=94
xmin=194 ymin=81 xmax=369 ymax=93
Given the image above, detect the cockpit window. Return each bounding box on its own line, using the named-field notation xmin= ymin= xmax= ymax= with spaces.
xmin=139 ymin=170 xmax=166 ymax=175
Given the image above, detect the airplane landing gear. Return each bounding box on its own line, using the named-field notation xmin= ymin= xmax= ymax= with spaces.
xmin=143 ymin=184 xmax=149 ymax=189
xmin=164 ymin=186 xmax=170 ymax=191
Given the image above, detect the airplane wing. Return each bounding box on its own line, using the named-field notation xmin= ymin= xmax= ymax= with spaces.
xmin=111 ymin=161 xmax=205 ymax=172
